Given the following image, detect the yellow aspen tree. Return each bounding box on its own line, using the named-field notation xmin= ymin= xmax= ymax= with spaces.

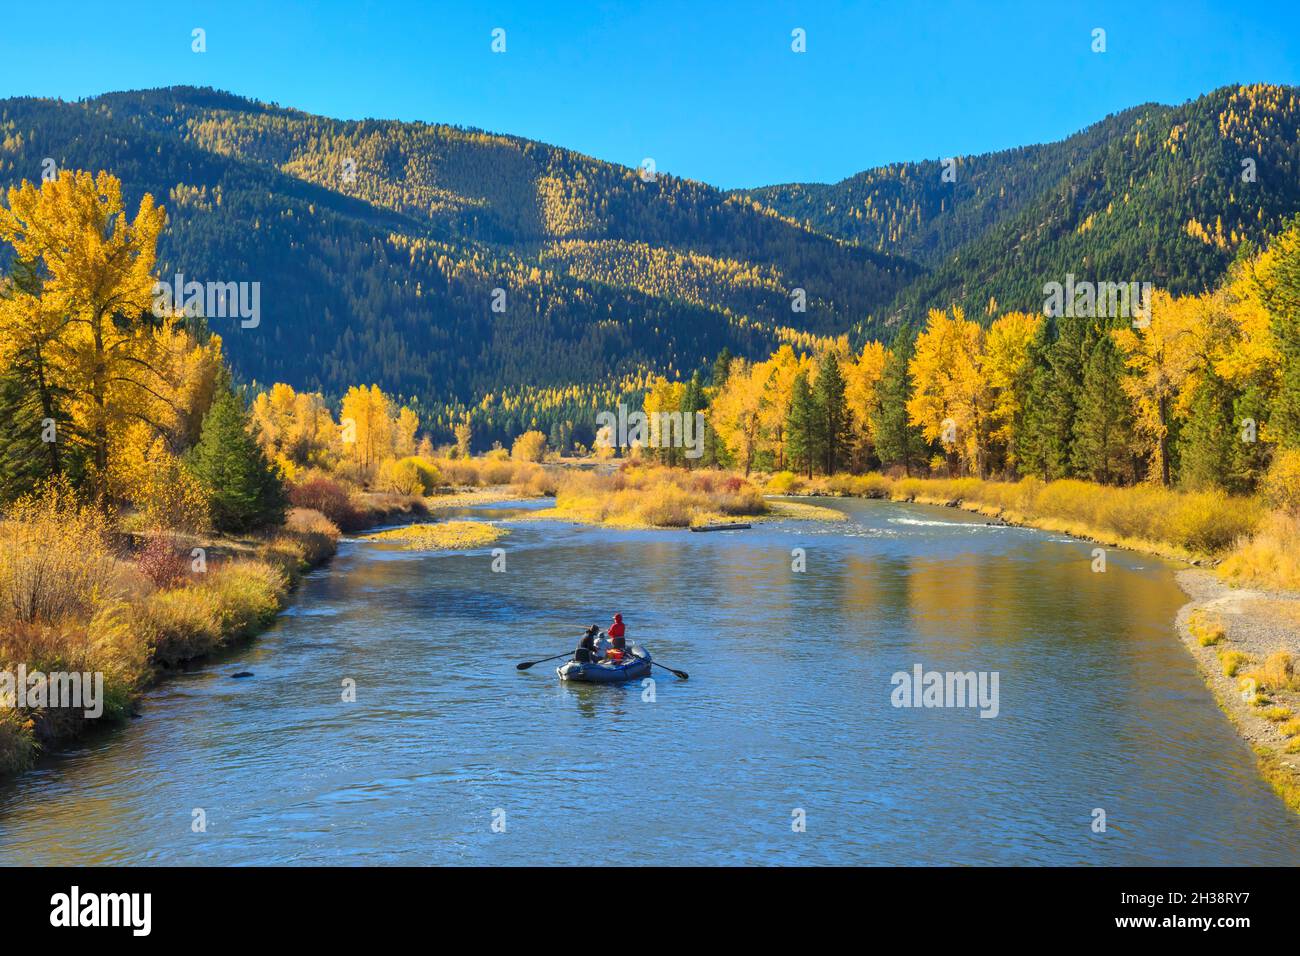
xmin=340 ymin=384 xmax=391 ymax=471
xmin=907 ymin=307 xmax=990 ymax=476
xmin=1112 ymin=290 xmax=1201 ymax=484
xmin=454 ymin=420 xmax=473 ymax=458
xmin=984 ymin=311 xmax=1042 ymax=470
xmin=844 ymin=340 xmax=891 ymax=465
xmin=758 ymin=345 xmax=810 ymax=471
xmin=710 ymin=358 xmax=766 ymax=475
xmin=393 ymin=406 xmax=420 ymax=458
xmin=0 ymin=171 xmax=166 ymax=492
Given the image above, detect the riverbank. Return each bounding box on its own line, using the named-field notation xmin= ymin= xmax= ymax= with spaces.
xmin=1175 ymin=570 xmax=1300 ymax=815
xmin=770 ymin=470 xmax=1300 ymax=817
xmin=0 ymin=490 xmax=428 ymax=779
xmin=770 ymin=472 xmax=1261 ymax=566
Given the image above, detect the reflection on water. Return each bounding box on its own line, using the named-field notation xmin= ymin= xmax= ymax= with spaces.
xmin=2 ymin=497 xmax=1299 ymax=865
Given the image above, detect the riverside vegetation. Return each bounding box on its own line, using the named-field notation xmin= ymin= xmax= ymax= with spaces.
xmin=3 ymin=134 xmax=1299 ymax=810
xmin=0 ymin=170 xmax=550 ymax=776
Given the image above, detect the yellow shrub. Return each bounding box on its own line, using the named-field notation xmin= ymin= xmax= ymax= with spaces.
xmin=1170 ymin=490 xmax=1262 ymax=554
xmin=766 ymin=471 xmax=803 ymax=495
xmin=551 ymin=466 xmax=767 ymax=528
xmin=1248 ymin=651 xmax=1299 ymax=694
xmin=206 ymin=560 xmax=286 ymax=640
xmin=1188 ymin=610 xmax=1226 ymax=646
xmin=1221 ymin=650 xmax=1250 ymax=677
xmin=1262 ymin=449 xmax=1300 ymax=515
xmin=1219 ymin=511 xmax=1300 ymax=591
xmin=376 ymin=458 xmax=426 ymax=496
xmin=134 ymin=586 xmax=223 ymax=667
xmin=0 ymin=477 xmax=121 ymax=625
xmin=511 ymin=430 xmax=547 ymax=462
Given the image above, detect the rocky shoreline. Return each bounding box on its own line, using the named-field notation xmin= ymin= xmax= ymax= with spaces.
xmin=1174 ymin=569 xmax=1300 ymax=815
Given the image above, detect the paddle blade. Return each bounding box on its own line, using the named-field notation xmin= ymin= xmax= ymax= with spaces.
xmin=516 ymin=661 xmax=535 ymax=670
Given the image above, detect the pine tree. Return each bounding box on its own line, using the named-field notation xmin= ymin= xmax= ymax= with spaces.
xmin=1071 ymin=332 xmax=1135 ymax=483
xmin=813 ymin=351 xmax=852 ymax=474
xmin=711 ymin=348 xmax=734 ymax=388
xmin=1177 ymin=370 xmax=1239 ymax=491
xmin=187 ymin=384 xmax=287 ymax=532
xmin=785 ymin=370 xmax=818 ymax=477
xmin=1021 ymin=316 xmax=1087 ymax=480
xmin=1254 ymin=217 xmax=1300 ymax=447
xmin=680 ymin=371 xmax=706 ymax=468
xmin=871 ymin=328 xmax=926 ymax=475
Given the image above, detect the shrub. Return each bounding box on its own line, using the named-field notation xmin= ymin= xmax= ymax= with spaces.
xmin=136 ymin=535 xmax=190 ymax=590
xmin=0 ymin=476 xmax=121 ymax=625
xmin=406 ymin=457 xmax=442 ymax=492
xmin=135 ymin=586 xmax=223 ymax=666
xmin=1247 ymin=651 xmax=1299 ymax=694
xmin=1261 ymin=705 xmax=1294 ymax=722
xmin=0 ymin=710 xmax=36 ymax=777
xmin=1188 ymin=610 xmax=1226 ymax=646
xmin=376 ymin=458 xmax=425 ymax=496
xmin=289 ymin=476 xmax=366 ymax=531
xmin=851 ymin=474 xmax=893 ymax=499
xmin=206 ymin=560 xmax=286 ymax=640
xmin=1262 ymin=449 xmax=1300 ymax=516
xmin=511 ymin=430 xmax=547 ymax=462
xmin=1220 ymin=650 xmax=1250 ymax=677
xmin=1169 ymin=490 xmax=1262 ymax=554
xmin=551 ymin=466 xmax=767 ymax=527
xmin=1219 ymin=511 xmax=1300 ymax=591
xmin=766 ymin=471 xmax=803 ymax=495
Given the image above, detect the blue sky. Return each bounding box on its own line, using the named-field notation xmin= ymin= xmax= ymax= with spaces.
xmin=2 ymin=1 xmax=1296 ymax=188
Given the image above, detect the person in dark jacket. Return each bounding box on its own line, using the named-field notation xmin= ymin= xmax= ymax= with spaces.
xmin=574 ymin=625 xmax=601 ymax=663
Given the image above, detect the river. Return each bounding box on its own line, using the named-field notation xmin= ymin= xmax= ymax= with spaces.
xmin=3 ymin=496 xmax=1299 ymax=865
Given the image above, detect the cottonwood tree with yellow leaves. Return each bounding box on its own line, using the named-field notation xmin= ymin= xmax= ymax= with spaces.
xmin=906 ymin=307 xmax=990 ymax=477
xmin=0 ymin=172 xmax=167 ymax=491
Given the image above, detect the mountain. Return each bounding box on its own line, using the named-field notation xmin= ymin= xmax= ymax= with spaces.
xmin=0 ymin=88 xmax=917 ymax=425
xmin=739 ymin=84 xmax=1300 ymax=331
xmin=2 ymin=83 xmax=1299 ymax=440
xmin=737 ymin=108 xmax=1145 ymax=265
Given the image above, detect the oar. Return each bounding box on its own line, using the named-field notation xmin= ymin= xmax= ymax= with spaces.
xmin=650 ymin=660 xmax=689 ymax=680
xmin=516 ymin=652 xmax=573 ymax=671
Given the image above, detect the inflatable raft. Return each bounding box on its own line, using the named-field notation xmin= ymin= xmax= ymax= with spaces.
xmin=557 ymin=645 xmax=652 ymax=683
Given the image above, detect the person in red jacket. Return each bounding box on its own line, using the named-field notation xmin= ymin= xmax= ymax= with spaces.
xmin=606 ymin=613 xmax=627 ymax=660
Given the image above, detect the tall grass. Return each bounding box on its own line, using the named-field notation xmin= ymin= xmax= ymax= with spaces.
xmin=551 ymin=466 xmax=766 ymax=528
xmin=1219 ymin=511 xmax=1300 ymax=591
xmin=0 ymin=477 xmax=121 ymax=624
xmin=785 ymin=472 xmax=1265 ymax=561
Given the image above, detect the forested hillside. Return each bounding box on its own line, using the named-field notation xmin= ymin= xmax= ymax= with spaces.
xmin=737 ymin=107 xmax=1143 ymax=263
xmin=743 ymin=85 xmax=1300 ymax=335
xmin=1 ymin=83 xmax=1297 ymax=443
xmin=0 ymin=87 xmax=915 ymax=440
